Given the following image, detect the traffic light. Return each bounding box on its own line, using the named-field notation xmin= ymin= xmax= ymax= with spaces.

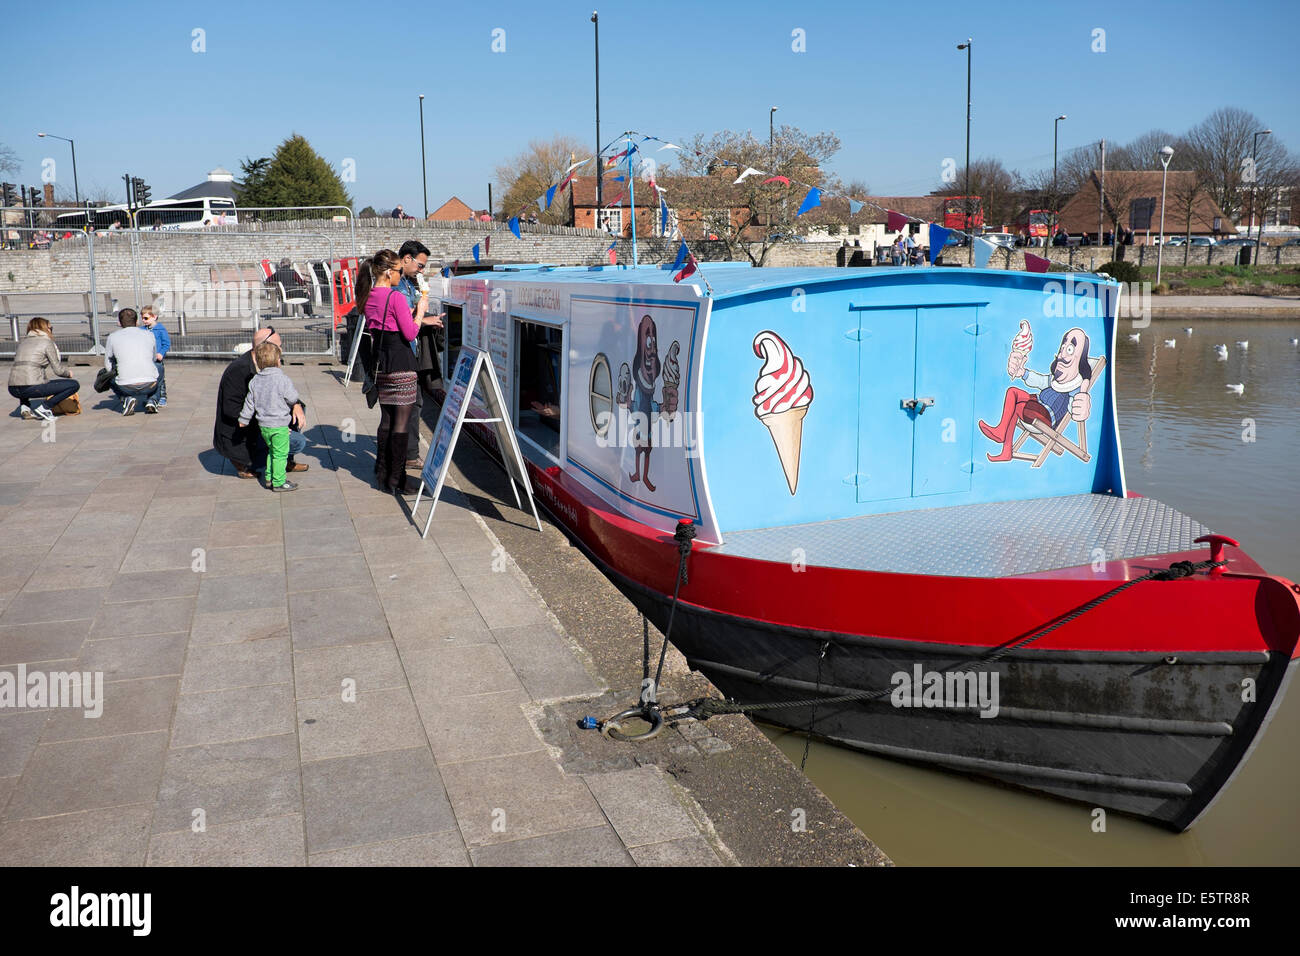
xmin=29 ymin=187 xmax=42 ymax=208
xmin=0 ymin=183 xmax=15 ymax=206
xmin=132 ymin=177 xmax=151 ymax=206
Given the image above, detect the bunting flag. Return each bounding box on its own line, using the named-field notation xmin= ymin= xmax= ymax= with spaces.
xmin=658 ymin=142 xmax=681 ymax=151
xmin=605 ymin=149 xmax=628 ymax=167
xmin=611 ymin=175 xmax=626 ymax=182
xmin=886 ymin=210 xmax=908 ymax=232
xmin=452 ymin=259 xmax=459 ymax=272
xmin=671 ymin=241 xmax=689 ymax=272
xmin=733 ymin=166 xmax=761 ymax=184
xmin=484 ymin=236 xmax=491 ymax=256
xmin=607 ymin=241 xmax=617 ymax=265
xmin=562 ymin=158 xmax=589 ymax=175
xmin=762 ymin=175 xmax=790 ymax=186
xmin=536 ymin=194 xmax=547 ymax=212
xmin=928 ymin=226 xmax=951 ymax=263
xmin=974 ymin=237 xmax=996 ymax=268
xmin=1024 ymin=252 xmax=1051 ymax=274
xmin=544 ymin=184 xmax=557 ymax=209
xmin=509 ymin=217 xmax=521 ymax=240
xmin=472 ymin=244 xmax=480 ymax=264
xmin=442 ymin=267 xmax=451 ymax=278
xmin=661 ymin=197 xmax=669 ymax=233
xmin=673 ymin=254 xmax=698 ymax=283
xmin=796 ymin=187 xmax=822 ymax=217
xmin=848 ymin=198 xmax=864 ymax=215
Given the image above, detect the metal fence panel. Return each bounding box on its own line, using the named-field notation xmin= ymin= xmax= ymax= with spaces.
xmin=0 ymin=225 xmax=105 ymax=355
xmin=129 ymin=230 xmax=338 ymax=356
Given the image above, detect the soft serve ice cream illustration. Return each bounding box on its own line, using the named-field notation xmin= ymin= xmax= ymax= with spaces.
xmin=752 ymin=330 xmax=814 ymax=495
xmin=661 ymin=342 xmax=681 ymax=421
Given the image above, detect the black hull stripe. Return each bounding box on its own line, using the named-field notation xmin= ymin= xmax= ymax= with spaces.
xmin=692 ymin=657 xmax=1237 ymax=737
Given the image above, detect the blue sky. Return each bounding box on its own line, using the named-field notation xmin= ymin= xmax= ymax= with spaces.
xmin=3 ymin=0 xmax=1297 ymax=212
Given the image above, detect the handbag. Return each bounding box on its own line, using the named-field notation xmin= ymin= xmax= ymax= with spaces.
xmin=53 ymin=394 xmax=82 ymax=416
xmin=362 ymin=296 xmax=390 ymax=409
xmin=93 ymin=366 xmax=117 ymax=393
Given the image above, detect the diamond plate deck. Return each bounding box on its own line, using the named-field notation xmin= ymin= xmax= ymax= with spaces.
xmin=713 ymin=494 xmax=1209 ymax=578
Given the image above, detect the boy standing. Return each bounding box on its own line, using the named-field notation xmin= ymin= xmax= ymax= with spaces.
xmin=238 ymin=341 xmax=302 ymax=492
xmin=140 ymin=306 xmax=171 ymax=407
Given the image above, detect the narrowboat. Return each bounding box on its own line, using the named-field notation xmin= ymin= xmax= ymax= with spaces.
xmin=430 ymin=262 xmax=1299 ymax=831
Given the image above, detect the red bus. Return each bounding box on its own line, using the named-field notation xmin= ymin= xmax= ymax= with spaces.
xmin=942 ymin=196 xmax=983 ymax=230
xmin=1026 ymin=209 xmax=1057 ymax=239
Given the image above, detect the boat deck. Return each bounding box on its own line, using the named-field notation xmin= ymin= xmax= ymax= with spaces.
xmin=712 ymin=494 xmax=1209 ymax=578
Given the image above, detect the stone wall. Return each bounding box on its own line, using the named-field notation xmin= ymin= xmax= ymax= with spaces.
xmin=4 ymin=217 xmax=1298 ymax=299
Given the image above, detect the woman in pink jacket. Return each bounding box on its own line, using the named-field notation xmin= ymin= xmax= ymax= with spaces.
xmin=356 ymin=249 xmax=432 ymax=494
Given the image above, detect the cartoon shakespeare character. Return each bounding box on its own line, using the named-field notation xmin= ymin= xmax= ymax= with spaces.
xmin=979 ymin=322 xmax=1095 ymax=463
xmin=623 ymin=314 xmax=679 ymax=492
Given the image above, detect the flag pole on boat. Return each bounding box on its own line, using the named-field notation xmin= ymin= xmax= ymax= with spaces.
xmin=628 ymin=133 xmax=638 ymax=268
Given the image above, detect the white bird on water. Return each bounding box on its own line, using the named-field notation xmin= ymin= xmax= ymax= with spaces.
xmin=1184 ymin=327 xmax=1194 ymax=334
xmin=1226 ymin=383 xmax=1245 ymax=394
xmin=1127 ymin=332 xmax=1140 ymax=342
xmin=1237 ymin=340 xmax=1249 ymax=349
xmin=1163 ymin=339 xmax=1177 ymax=348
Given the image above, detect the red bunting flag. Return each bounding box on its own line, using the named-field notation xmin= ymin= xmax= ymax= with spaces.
xmin=1024 ymin=252 xmax=1050 ymax=273
xmin=886 ymin=210 xmax=908 ymax=232
xmin=607 ymin=241 xmax=617 ymax=265
xmin=762 ymin=176 xmax=790 ymax=186
xmin=484 ymin=236 xmax=491 ymax=256
xmin=673 ymin=254 xmax=698 ymax=283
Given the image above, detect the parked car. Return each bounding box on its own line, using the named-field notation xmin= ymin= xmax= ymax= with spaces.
xmin=982 ymin=232 xmax=1017 ymax=249
xmin=1188 ymin=236 xmax=1216 ymax=246
xmin=1282 ymin=237 xmax=1300 ymax=246
xmin=1219 ymin=237 xmax=1257 ymax=247
xmin=1164 ymin=236 xmax=1187 ymax=246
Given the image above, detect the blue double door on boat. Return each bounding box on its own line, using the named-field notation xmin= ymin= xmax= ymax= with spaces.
xmin=849 ymin=304 xmax=978 ymax=502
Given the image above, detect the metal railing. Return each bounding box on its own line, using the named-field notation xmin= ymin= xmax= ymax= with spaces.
xmin=0 ymin=226 xmax=106 ymax=355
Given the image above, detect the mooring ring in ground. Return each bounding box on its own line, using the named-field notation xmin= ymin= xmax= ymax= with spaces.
xmin=601 ymin=706 xmax=665 ymax=742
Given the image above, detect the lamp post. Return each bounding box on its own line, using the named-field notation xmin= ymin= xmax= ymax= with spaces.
xmin=769 ymin=106 xmax=777 ymax=229
xmin=592 ymin=12 xmax=602 ymax=227
xmin=1156 ymin=145 xmax=1173 ymax=286
xmin=1053 ymin=115 xmax=1066 ymax=245
xmin=37 ymin=132 xmax=78 ymax=204
xmin=1251 ymin=128 xmax=1271 ymax=258
xmin=957 ymin=39 xmax=972 ymax=264
xmin=418 ymin=95 xmax=428 ymax=220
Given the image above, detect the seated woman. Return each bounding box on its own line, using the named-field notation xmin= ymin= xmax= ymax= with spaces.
xmin=7 ymin=317 xmax=80 ymax=421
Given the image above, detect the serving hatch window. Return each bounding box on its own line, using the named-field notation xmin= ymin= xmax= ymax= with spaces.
xmin=441 ymin=303 xmax=464 ymax=379
xmin=515 ymin=318 xmax=563 ymax=459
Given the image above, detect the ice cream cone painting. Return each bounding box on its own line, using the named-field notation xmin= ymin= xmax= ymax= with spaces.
xmin=752 ymin=331 xmax=814 ymax=495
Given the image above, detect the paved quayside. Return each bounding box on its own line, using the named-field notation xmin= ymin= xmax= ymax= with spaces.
xmin=0 ymin=361 xmax=887 ymax=866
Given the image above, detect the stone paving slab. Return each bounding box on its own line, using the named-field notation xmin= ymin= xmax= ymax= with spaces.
xmin=0 ymin=363 xmax=728 ymax=866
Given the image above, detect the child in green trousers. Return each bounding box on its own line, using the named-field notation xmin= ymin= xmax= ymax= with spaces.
xmin=237 ymin=340 xmax=302 ymax=492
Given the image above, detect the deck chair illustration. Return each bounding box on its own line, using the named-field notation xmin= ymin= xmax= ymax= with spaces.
xmin=1010 ymin=356 xmax=1106 ymax=468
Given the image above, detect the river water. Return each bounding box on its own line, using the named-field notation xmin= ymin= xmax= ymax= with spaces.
xmin=763 ymin=316 xmax=1300 ymax=865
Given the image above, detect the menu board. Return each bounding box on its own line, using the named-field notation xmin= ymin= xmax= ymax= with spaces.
xmin=413 ymin=346 xmax=540 ymax=538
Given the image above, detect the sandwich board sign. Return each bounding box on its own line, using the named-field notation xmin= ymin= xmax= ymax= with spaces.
xmin=412 ymin=345 xmax=541 ymax=538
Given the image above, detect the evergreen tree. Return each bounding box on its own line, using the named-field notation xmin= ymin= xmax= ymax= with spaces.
xmin=235 ymin=135 xmax=352 ymax=216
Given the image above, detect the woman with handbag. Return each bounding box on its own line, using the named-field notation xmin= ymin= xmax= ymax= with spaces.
xmin=8 ymin=317 xmax=80 ymax=421
xmin=356 ymin=249 xmax=432 ymax=494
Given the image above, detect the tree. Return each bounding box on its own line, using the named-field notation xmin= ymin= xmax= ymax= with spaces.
xmin=0 ymin=143 xmax=19 ymax=178
xmin=1184 ymin=107 xmax=1286 ymax=224
xmin=358 ymin=205 xmax=377 ymax=218
xmin=234 ymin=136 xmax=352 ymax=215
xmin=495 ymin=134 xmax=589 ymax=226
xmin=663 ymin=125 xmax=841 ymax=265
xmin=933 ymin=157 xmax=1023 ymax=229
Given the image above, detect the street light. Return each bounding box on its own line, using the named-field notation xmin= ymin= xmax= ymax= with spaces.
xmin=1251 ymin=128 xmax=1271 ymax=257
xmin=957 ymin=39 xmax=972 ymax=264
xmin=769 ymin=106 xmax=778 ymax=229
xmin=1156 ymin=145 xmax=1173 ymax=286
xmin=1052 ymin=115 xmax=1066 ymax=246
xmin=418 ymin=95 xmax=428 ymax=220
xmin=592 ymin=12 xmax=602 ymax=227
xmin=37 ymin=132 xmax=78 ymax=204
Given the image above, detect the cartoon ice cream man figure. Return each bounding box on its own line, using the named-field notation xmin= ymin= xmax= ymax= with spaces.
xmin=624 ymin=314 xmax=679 ymax=492
xmin=752 ymin=331 xmax=814 ymax=494
xmin=979 ymin=322 xmax=1094 ymax=462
